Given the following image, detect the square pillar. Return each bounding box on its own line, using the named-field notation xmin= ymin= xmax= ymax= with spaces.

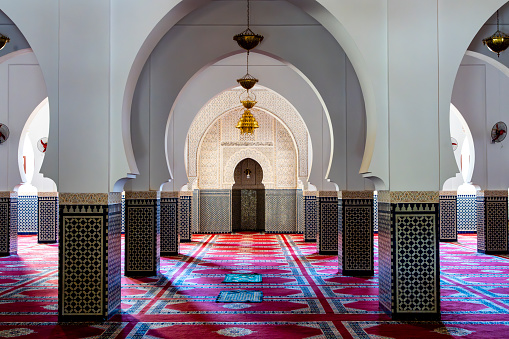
xmin=125 ymin=191 xmax=160 ymax=277
xmin=439 ymin=191 xmax=457 ymax=242
xmin=303 ymin=192 xmax=318 ymax=242
xmin=317 ymin=191 xmax=338 ymax=254
xmin=378 ymin=191 xmax=440 ymax=320
xmin=457 ymin=193 xmax=476 ymax=233
xmin=179 ymin=191 xmax=192 ymax=242
xmin=338 ymin=191 xmax=374 ymax=276
xmin=161 ymin=192 xmax=179 ymax=256
xmin=38 ymin=192 xmax=59 ymax=243
xmin=59 ymin=193 xmax=121 ymax=321
xmin=476 ymin=190 xmax=508 ymax=254
xmin=0 ymin=192 xmax=17 ymax=256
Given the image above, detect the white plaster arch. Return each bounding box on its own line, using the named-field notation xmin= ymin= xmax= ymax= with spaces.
xmin=115 ymin=0 xmax=380 ymax=187
xmin=224 ymin=149 xmax=274 ymax=189
xmin=187 ymin=87 xmax=309 ymax=180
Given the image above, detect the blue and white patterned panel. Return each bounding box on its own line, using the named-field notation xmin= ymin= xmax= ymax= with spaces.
xmin=394 ymin=203 xmax=439 ymax=316
xmin=18 ymin=195 xmax=38 ymax=234
xmin=304 ymin=195 xmax=318 ymax=241
xmin=317 ymin=196 xmax=338 ymax=254
xmin=265 ymin=190 xmax=297 ymax=233
xmin=199 ymin=190 xmax=231 ymax=233
xmin=457 ymin=194 xmax=476 ymax=233
xmin=38 ymin=196 xmax=59 ymax=243
xmin=373 ymin=192 xmax=378 ymax=233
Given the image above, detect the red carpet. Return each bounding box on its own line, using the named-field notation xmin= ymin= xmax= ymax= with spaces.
xmin=0 ymin=233 xmax=509 ymax=338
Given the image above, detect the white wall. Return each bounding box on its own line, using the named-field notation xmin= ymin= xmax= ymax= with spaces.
xmin=452 ymin=54 xmax=509 ymax=190
xmin=0 ymin=51 xmax=47 ymax=191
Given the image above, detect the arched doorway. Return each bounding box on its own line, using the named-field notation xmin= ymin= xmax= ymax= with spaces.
xmin=232 ymin=158 xmax=265 ymax=232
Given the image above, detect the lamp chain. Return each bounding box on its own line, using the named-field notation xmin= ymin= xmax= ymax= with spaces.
xmin=497 ymin=10 xmax=500 ymax=31
xmin=247 ymin=0 xmax=250 ymax=29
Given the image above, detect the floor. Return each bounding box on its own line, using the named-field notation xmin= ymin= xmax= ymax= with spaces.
xmin=0 ymin=233 xmax=508 ymax=338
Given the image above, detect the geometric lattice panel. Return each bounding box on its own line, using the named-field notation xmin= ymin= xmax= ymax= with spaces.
xmin=339 ymin=198 xmax=373 ymax=275
xmin=18 ymin=195 xmax=38 ymax=234
xmin=483 ymin=196 xmax=508 ymax=254
xmin=439 ymin=194 xmax=457 ymax=242
xmin=304 ymin=195 xmax=318 ymax=241
xmin=125 ymin=199 xmax=159 ymax=276
xmin=199 ymin=190 xmax=231 ymax=233
xmin=0 ymin=196 xmax=17 ymax=256
xmin=317 ymin=196 xmax=338 ymax=254
xmin=394 ymin=203 xmax=439 ymax=318
xmin=107 ymin=202 xmax=122 ymax=318
xmin=161 ymin=197 xmax=179 ymax=255
xmin=38 ymin=196 xmax=59 ymax=243
xmin=377 ymin=199 xmax=392 ymax=315
xmin=179 ymin=196 xmax=192 ymax=242
xmin=265 ymin=190 xmax=296 ymax=233
xmin=457 ymin=194 xmax=476 ymax=233
xmin=373 ymin=192 xmax=378 ymax=232
xmin=59 ymin=204 xmax=108 ymax=321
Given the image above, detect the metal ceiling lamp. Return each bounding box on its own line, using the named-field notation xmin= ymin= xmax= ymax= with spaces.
xmin=483 ymin=10 xmax=509 ymax=57
xmin=234 ymin=0 xmax=261 ymax=135
xmin=0 ymin=33 xmax=10 ymax=51
xmin=235 ymin=0 xmax=263 ymax=90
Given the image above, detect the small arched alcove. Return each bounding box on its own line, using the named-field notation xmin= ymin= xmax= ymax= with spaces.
xmin=232 ymin=158 xmax=265 ymax=232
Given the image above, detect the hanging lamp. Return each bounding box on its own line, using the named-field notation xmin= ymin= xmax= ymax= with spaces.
xmin=236 ymin=90 xmax=259 ymax=134
xmin=483 ymin=11 xmax=509 ymax=57
xmin=233 ymin=0 xmax=264 ymax=51
xmin=0 ymin=33 xmax=10 ymax=51
xmin=237 ymin=52 xmax=259 ymax=90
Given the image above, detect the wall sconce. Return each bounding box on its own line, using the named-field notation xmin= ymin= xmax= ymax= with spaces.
xmin=244 ymin=168 xmax=252 ymax=179
xmin=0 ymin=34 xmax=10 ymax=51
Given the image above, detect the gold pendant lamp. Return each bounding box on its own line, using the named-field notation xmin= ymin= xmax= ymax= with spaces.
xmin=483 ymin=11 xmax=509 ymax=57
xmin=234 ymin=0 xmax=262 ymax=134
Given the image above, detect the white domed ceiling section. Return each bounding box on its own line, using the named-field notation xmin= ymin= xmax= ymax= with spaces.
xmin=128 ymin=0 xmax=372 ymax=192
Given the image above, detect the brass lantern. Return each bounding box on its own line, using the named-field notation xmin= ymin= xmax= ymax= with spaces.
xmin=0 ymin=34 xmax=10 ymax=51
xmin=236 ymin=109 xmax=259 ymax=134
xmin=483 ymin=11 xmax=509 ymax=57
xmin=233 ymin=0 xmax=264 ymax=51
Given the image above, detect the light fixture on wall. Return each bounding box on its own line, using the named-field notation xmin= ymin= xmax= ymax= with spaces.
xmin=244 ymin=168 xmax=252 ymax=179
xmin=0 ymin=123 xmax=9 ymax=144
xmin=0 ymin=34 xmax=10 ymax=51
xmin=483 ymin=11 xmax=509 ymax=57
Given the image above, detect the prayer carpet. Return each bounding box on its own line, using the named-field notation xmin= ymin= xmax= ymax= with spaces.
xmin=1 ymin=233 xmax=509 ymax=338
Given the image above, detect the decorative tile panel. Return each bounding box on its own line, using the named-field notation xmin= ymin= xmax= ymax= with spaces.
xmin=297 ymin=190 xmax=304 ymax=234
xmin=373 ymin=192 xmax=378 ymax=233
xmin=161 ymin=196 xmax=179 ymax=255
xmin=317 ymin=195 xmax=338 ymax=254
xmin=178 ymin=195 xmax=192 ymax=242
xmin=339 ymin=196 xmax=373 ymax=276
xmin=476 ymin=193 xmax=485 ymax=252
xmin=192 ymin=190 xmax=199 ymax=234
xmin=477 ymin=191 xmax=508 ymax=254
xmin=304 ymin=193 xmax=318 ymax=242
xmin=125 ymin=194 xmax=160 ymax=276
xmin=265 ymin=189 xmax=297 ymax=233
xmin=439 ymin=192 xmax=457 ymax=241
xmin=107 ymin=202 xmax=122 ymax=318
xmin=59 ymin=197 xmax=121 ymax=321
xmin=199 ymin=190 xmax=231 ymax=233
xmin=38 ymin=194 xmax=59 ymax=243
xmin=0 ymin=193 xmax=17 ymax=256
xmin=377 ymin=194 xmax=392 ymax=314
xmin=17 ymin=195 xmax=38 ymax=234
xmin=378 ymin=194 xmax=440 ymax=320
xmin=457 ymin=194 xmax=476 ymax=232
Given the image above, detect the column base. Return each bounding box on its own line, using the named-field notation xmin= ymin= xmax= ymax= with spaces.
xmin=380 ymin=304 xmax=441 ymax=321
